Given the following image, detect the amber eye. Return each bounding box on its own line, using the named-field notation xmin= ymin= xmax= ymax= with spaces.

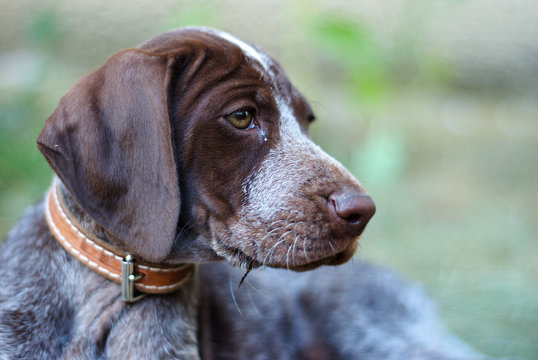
xmin=225 ymin=109 xmax=254 ymax=129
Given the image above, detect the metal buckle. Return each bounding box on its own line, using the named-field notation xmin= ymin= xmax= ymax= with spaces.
xmin=121 ymin=254 xmax=147 ymax=302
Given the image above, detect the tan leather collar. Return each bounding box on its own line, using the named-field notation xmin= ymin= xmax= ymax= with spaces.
xmin=44 ymin=179 xmax=194 ymax=301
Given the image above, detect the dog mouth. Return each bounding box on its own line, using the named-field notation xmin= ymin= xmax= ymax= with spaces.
xmin=214 ymin=234 xmax=360 ymax=272
xmin=214 ymin=243 xmax=264 ymax=269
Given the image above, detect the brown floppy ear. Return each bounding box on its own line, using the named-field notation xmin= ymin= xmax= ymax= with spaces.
xmin=37 ymin=50 xmax=180 ymax=262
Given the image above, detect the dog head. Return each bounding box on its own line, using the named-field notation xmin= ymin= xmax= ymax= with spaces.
xmin=37 ymin=28 xmax=375 ymax=271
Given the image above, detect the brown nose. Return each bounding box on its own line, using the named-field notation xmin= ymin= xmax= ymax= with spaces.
xmin=328 ymin=191 xmax=376 ymax=236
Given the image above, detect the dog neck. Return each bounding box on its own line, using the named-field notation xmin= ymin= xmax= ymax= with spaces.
xmin=45 ymin=177 xmax=195 ymax=302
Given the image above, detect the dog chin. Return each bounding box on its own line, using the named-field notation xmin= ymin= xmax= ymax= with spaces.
xmin=275 ymin=239 xmax=360 ymax=271
xmin=213 ymin=236 xmax=360 ymax=272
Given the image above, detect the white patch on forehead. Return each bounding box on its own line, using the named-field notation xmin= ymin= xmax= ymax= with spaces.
xmin=210 ymin=30 xmax=271 ymax=72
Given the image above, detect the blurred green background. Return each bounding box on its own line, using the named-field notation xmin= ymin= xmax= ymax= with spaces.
xmin=0 ymin=0 xmax=536 ymax=358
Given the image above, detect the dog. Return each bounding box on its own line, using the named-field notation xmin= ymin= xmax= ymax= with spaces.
xmin=0 ymin=27 xmax=493 ymax=359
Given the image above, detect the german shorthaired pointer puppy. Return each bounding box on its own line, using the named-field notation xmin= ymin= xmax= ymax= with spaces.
xmin=0 ymin=28 xmax=493 ymax=359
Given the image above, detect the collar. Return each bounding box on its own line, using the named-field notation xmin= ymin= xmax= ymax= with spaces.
xmin=44 ymin=179 xmax=194 ymax=302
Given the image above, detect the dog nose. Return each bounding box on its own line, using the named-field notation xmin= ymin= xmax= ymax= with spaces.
xmin=328 ymin=191 xmax=376 ymax=235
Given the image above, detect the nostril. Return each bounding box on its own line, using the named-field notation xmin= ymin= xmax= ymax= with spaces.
xmin=344 ymin=213 xmax=362 ymax=224
xmin=328 ymin=192 xmax=376 ymax=226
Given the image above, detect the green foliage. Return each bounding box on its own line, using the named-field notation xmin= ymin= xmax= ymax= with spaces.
xmin=160 ymin=1 xmax=220 ymax=31
xmin=352 ymin=131 xmax=408 ymax=187
xmin=310 ymin=16 xmax=390 ymax=109
xmin=25 ymin=7 xmax=65 ymax=50
xmin=0 ymin=88 xmax=51 ymax=233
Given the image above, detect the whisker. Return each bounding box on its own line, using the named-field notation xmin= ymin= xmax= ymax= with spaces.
xmin=246 ymin=285 xmax=262 ymax=318
xmin=175 ymin=219 xmax=194 ymax=241
xmin=328 ymin=240 xmax=336 ymax=254
xmin=244 ymin=277 xmax=268 ymax=298
xmin=229 ymin=274 xmax=243 ymax=316
xmin=291 ymin=234 xmax=301 ymax=265
xmin=262 ymin=238 xmax=287 ymax=266
xmin=302 ymin=236 xmax=310 ymax=263
xmin=286 ymin=242 xmax=293 ymax=270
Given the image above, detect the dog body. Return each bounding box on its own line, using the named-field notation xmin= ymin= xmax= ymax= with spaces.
xmin=0 ymin=28 xmax=485 ymax=359
xmin=0 ymin=206 xmax=475 ymax=359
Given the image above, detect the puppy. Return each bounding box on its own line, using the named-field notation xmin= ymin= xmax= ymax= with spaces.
xmin=0 ymin=28 xmax=491 ymax=359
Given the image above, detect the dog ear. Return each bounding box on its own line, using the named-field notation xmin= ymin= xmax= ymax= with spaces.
xmin=37 ymin=50 xmax=180 ymax=262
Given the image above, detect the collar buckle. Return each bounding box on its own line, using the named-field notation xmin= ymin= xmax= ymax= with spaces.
xmin=121 ymin=254 xmax=147 ymax=302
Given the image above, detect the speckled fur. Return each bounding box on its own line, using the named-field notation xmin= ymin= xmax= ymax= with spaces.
xmin=0 ymin=204 xmax=496 ymax=359
xmin=0 ymin=202 xmax=200 ymax=359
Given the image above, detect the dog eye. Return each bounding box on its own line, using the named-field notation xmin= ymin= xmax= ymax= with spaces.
xmin=307 ymin=113 xmax=316 ymax=124
xmin=225 ymin=109 xmax=254 ymax=130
